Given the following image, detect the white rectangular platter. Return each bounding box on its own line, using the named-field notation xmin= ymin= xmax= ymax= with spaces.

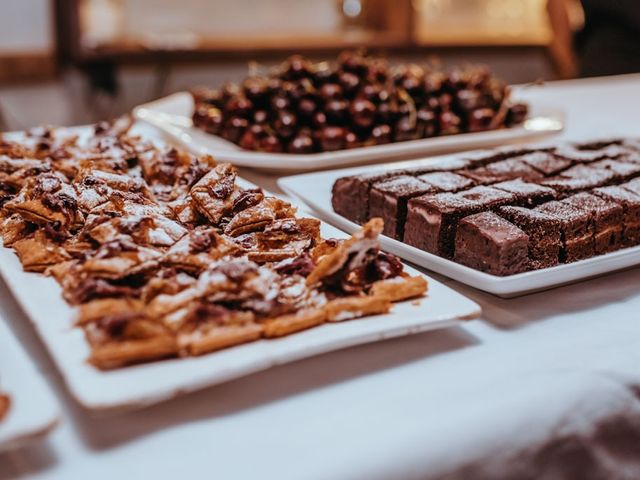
xmin=278 ymin=157 xmax=640 ymax=298
xmin=0 ymin=171 xmax=480 ymax=413
xmin=133 ymin=91 xmax=563 ymax=172
xmin=0 ymin=316 xmax=59 ymax=452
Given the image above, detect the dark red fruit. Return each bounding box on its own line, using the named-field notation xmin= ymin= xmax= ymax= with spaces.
xmin=350 ymin=99 xmax=376 ymax=128
xmin=288 ymin=133 xmax=315 ymax=153
xmin=319 ymin=126 xmax=346 ymax=151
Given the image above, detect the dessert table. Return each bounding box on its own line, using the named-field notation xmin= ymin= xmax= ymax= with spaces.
xmin=2 ymin=74 xmax=640 ymax=480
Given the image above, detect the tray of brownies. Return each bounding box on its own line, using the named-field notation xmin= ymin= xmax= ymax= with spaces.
xmin=134 ymin=50 xmax=562 ymax=172
xmin=279 ymin=138 xmax=640 ymax=297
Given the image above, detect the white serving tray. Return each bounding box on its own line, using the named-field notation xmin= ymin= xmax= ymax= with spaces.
xmin=0 ymin=224 xmax=479 ymax=413
xmin=133 ymin=92 xmax=564 ymax=172
xmin=0 ymin=316 xmax=59 ymax=452
xmin=0 ymin=124 xmax=480 ymax=412
xmin=278 ymin=157 xmax=640 ymax=298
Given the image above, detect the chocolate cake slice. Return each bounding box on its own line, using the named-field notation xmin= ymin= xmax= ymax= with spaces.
xmin=594 ymin=186 xmax=640 ymax=247
xmin=454 ymin=212 xmax=529 ymax=276
xmin=564 ymin=193 xmax=623 ymax=254
xmin=417 ymin=171 xmax=475 ymax=193
xmin=332 ymin=170 xmax=404 ymax=224
xmin=404 ymin=193 xmax=480 ymax=257
xmin=368 ymin=176 xmax=434 ymax=239
xmin=536 ymin=199 xmax=594 ymax=262
xmin=498 ymin=206 xmax=562 ymax=269
xmin=519 ymin=151 xmax=573 ymax=176
xmin=492 ymin=179 xmax=557 ymax=207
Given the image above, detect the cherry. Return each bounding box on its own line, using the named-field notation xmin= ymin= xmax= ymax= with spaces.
xmin=288 ymin=133 xmax=315 ymax=154
xmin=371 ymin=124 xmax=392 ymax=144
xmin=319 ymin=126 xmax=346 ymax=151
xmin=319 ymin=83 xmax=343 ymax=101
xmin=350 ymin=99 xmax=376 ymax=128
xmin=468 ymin=108 xmax=494 ymax=132
xmin=325 ymin=99 xmax=349 ymax=125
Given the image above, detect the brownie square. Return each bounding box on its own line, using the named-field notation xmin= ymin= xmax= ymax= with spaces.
xmin=457 ymin=185 xmax=517 ymax=209
xmin=536 ymin=200 xmax=594 ymax=262
xmin=553 ymin=145 xmax=611 ymax=163
xmin=574 ymin=138 xmax=623 ymax=151
xmin=417 ymin=171 xmax=475 ymax=192
xmin=498 ymin=206 xmax=562 ymax=269
xmin=454 ymin=212 xmax=529 ymax=275
xmin=519 ymin=151 xmax=572 ymax=176
xmin=621 ymin=177 xmax=640 ymax=196
xmin=460 ymin=159 xmax=543 ymax=185
xmin=369 ymin=176 xmax=434 ymax=239
xmin=594 ymin=186 xmax=640 ymax=247
xmin=402 ymin=158 xmax=471 ymax=176
xmin=332 ymin=171 xmax=402 ymax=224
xmin=461 ymin=150 xmax=505 ymax=166
xmin=588 ymin=159 xmax=640 ymax=182
xmin=540 ymin=165 xmax=616 ymax=195
xmin=623 ymin=138 xmax=640 ymax=152
xmin=492 ymin=179 xmax=557 ymax=207
xmin=404 ymin=193 xmax=480 ymax=258
xmin=564 ymin=193 xmax=623 ymax=254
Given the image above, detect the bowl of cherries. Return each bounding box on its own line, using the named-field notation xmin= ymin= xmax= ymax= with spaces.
xmin=191 ymin=50 xmax=529 ymax=156
xmin=135 ymin=50 xmax=561 ymax=170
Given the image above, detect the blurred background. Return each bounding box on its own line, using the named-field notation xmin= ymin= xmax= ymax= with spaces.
xmin=0 ymin=0 xmax=636 ymax=131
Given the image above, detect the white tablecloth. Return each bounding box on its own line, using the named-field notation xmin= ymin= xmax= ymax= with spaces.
xmin=2 ymin=74 xmax=640 ymax=480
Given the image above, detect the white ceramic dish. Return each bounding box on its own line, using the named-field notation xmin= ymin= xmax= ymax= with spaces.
xmin=278 ymin=157 xmax=640 ymax=298
xmin=0 ymin=316 xmax=59 ymax=452
xmin=133 ymin=92 xmax=564 ymax=172
xmin=0 ymin=124 xmax=480 ymax=412
xmin=0 ymin=223 xmax=479 ymax=413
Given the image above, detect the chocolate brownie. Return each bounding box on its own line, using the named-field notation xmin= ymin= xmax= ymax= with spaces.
xmin=540 ymin=165 xmax=616 ymax=195
xmin=498 ymin=206 xmax=562 ymax=268
xmin=460 ymin=159 xmax=543 ymax=185
xmin=402 ymin=157 xmax=472 ymax=176
xmin=454 ymin=212 xmax=529 ymax=276
xmin=457 ymin=185 xmax=517 ymax=209
xmin=461 ymin=149 xmax=506 ymax=166
xmin=404 ymin=193 xmax=480 ymax=257
xmin=369 ymin=176 xmax=434 ymax=239
xmin=574 ymin=138 xmax=623 ymax=151
xmin=622 ymin=177 xmax=640 ymax=193
xmin=587 ymin=159 xmax=640 ymax=183
xmin=519 ymin=151 xmax=572 ymax=176
xmin=536 ymin=200 xmax=594 ymax=262
xmin=564 ymin=193 xmax=623 ymax=254
xmin=492 ymin=179 xmax=557 ymax=207
xmin=593 ymin=185 xmax=640 ymax=247
xmin=332 ymin=170 xmax=403 ymax=224
xmin=418 ymin=171 xmax=475 ymax=192
xmin=553 ymin=145 xmax=611 ymax=163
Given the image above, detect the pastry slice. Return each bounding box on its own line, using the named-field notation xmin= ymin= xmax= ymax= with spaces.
xmin=12 ymin=230 xmax=71 ymax=272
xmin=177 ymin=304 xmax=262 ymax=356
xmin=190 ymin=163 xmax=238 ymax=224
xmin=161 ymin=228 xmax=241 ymax=273
xmin=79 ymin=298 xmax=178 ymax=369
